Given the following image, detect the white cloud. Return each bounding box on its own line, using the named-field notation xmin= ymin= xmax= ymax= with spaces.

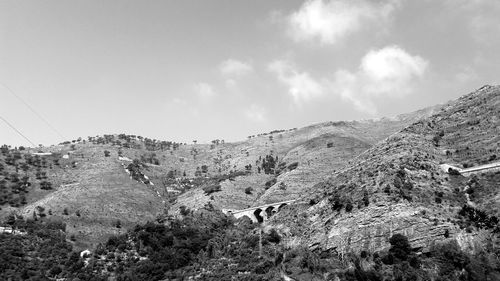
xmin=219 ymin=59 xmax=253 ymax=76
xmin=193 ymin=82 xmax=216 ymax=100
xmin=268 ymin=60 xmax=324 ymax=106
xmin=331 ymin=45 xmax=428 ymax=114
xmin=287 ymin=0 xmax=400 ymax=45
xmin=245 ymin=104 xmax=267 ymax=122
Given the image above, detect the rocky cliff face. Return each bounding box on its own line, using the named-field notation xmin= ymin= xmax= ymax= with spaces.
xmin=271 ymin=85 xmax=500 ymax=256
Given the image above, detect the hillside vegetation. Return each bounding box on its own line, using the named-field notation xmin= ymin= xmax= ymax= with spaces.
xmin=269 ymin=85 xmax=500 ymax=273
xmin=0 ymin=85 xmax=498 ymax=280
xmin=1 ymin=104 xmax=436 ymax=249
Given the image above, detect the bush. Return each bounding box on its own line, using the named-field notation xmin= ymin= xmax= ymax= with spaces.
xmin=265 ymin=178 xmax=277 ymax=189
xmin=104 ymin=150 xmax=111 ymax=157
xmin=363 ymin=192 xmax=370 ymax=207
xmin=203 ymin=184 xmax=221 ymax=195
xmin=40 ymin=181 xmax=52 ymax=190
xmin=389 ymin=234 xmax=412 ymax=261
xmin=345 ymin=202 xmax=353 ymax=212
xmin=266 ymin=229 xmax=281 ymax=244
xmin=179 ymin=205 xmax=190 ymax=216
xmin=331 ymin=195 xmax=344 ymax=211
xmin=279 ymin=182 xmax=287 ymax=190
xmin=287 ymin=162 xmax=299 ymax=171
xmin=244 ymin=187 xmax=252 ymax=194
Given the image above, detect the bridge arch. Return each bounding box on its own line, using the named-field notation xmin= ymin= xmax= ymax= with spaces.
xmin=253 ymin=209 xmax=264 ymax=223
xmin=278 ymin=203 xmax=288 ymax=211
xmin=228 ymin=199 xmax=298 ymax=223
xmin=265 ymin=206 xmax=275 ymax=218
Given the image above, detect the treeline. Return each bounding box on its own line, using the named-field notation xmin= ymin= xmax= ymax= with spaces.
xmin=0 ymin=145 xmax=54 ymax=208
xmin=1 ymin=206 xmax=499 ymax=280
xmin=247 ymin=127 xmax=297 ymax=139
xmin=60 ymin=134 xmax=184 ymax=152
xmin=0 ymin=218 xmax=92 ymax=280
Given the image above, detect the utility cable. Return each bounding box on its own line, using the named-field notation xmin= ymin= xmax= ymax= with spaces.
xmin=0 ymin=114 xmax=37 ymax=147
xmin=0 ymin=82 xmax=66 ymax=140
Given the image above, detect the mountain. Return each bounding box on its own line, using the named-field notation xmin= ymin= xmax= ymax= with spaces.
xmin=269 ymin=85 xmax=500 ymax=255
xmin=0 ymin=102 xmax=440 ymax=249
xmin=0 ymin=85 xmax=499 ymax=280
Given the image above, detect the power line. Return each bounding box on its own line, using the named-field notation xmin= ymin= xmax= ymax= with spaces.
xmin=0 ymin=115 xmax=37 ymax=147
xmin=0 ymin=82 xmax=66 ymax=140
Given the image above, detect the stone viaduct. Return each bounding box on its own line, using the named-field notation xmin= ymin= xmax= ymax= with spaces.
xmin=441 ymin=161 xmax=500 ymax=177
xmin=222 ymin=199 xmax=297 ymax=223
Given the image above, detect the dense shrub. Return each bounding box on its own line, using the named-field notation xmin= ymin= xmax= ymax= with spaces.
xmin=389 ymin=234 xmax=412 ymax=261
xmin=40 ymin=180 xmax=53 ymax=190
xmin=261 ymin=155 xmax=277 ymax=174
xmin=458 ymin=205 xmax=499 ymax=230
xmin=345 ymin=202 xmax=353 ymax=212
xmin=287 ymin=162 xmax=299 ymax=171
xmin=1 ymin=209 xmax=499 ymax=280
xmin=203 ymin=184 xmax=221 ymax=195
xmin=265 ymin=178 xmax=277 ymax=189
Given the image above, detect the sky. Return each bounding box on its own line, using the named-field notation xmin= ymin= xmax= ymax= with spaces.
xmin=1 ymin=0 xmax=499 ymax=147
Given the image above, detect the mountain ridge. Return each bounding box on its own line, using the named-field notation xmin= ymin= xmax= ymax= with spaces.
xmin=269 ymin=84 xmax=500 ymax=255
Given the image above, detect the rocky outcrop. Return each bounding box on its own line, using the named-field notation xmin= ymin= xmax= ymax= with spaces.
xmin=271 ymin=85 xmax=500 ymax=255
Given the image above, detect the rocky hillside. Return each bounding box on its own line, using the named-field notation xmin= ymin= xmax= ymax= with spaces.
xmin=270 ymin=85 xmax=500 ymax=256
xmin=1 ymin=85 xmax=498 ymax=280
xmin=171 ymin=107 xmax=439 ymax=212
xmin=0 ymin=99 xmax=438 ymax=249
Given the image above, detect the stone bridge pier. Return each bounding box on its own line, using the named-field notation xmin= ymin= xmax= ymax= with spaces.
xmin=222 ymin=200 xmax=296 ymax=223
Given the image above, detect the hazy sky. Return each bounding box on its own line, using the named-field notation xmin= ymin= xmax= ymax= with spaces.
xmin=1 ymin=0 xmax=499 ymax=146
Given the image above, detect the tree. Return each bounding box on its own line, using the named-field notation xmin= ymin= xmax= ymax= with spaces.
xmin=363 ymin=191 xmax=370 ymax=207
xmin=203 ymin=184 xmax=221 ymax=195
xmin=40 ymin=181 xmax=52 ymax=190
xmin=389 ymin=234 xmax=412 ymax=261
xmin=104 ymin=150 xmax=111 ymax=157
xmin=345 ymin=202 xmax=353 ymax=212
xmin=20 ymin=163 xmax=30 ymax=174
xmin=201 ymin=165 xmax=208 ymax=174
